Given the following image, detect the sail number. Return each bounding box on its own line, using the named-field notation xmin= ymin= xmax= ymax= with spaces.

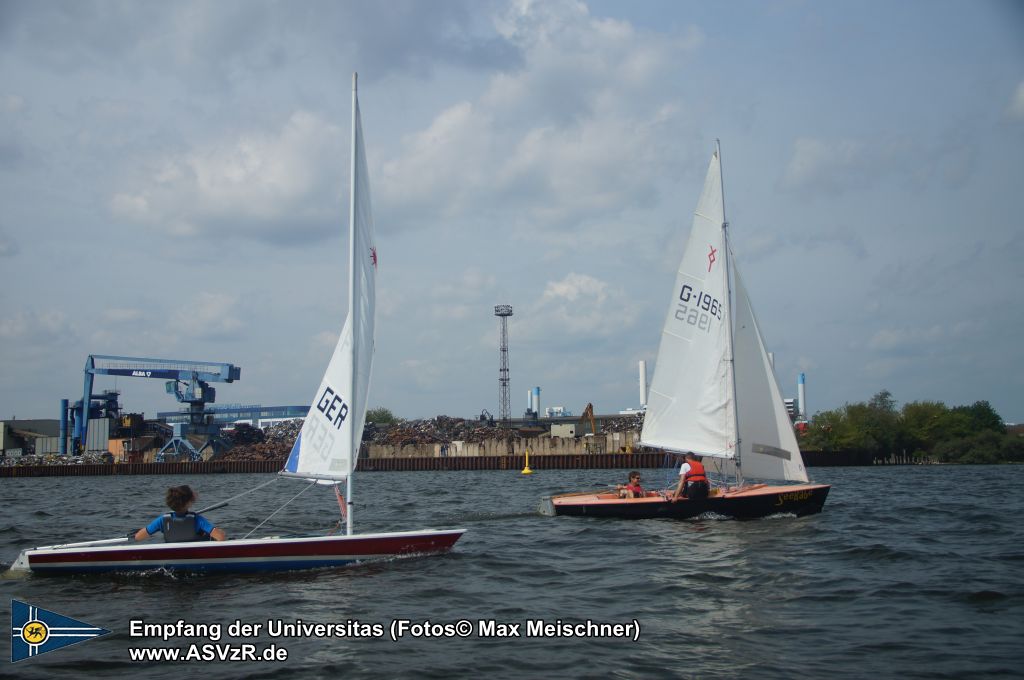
xmin=675 ymin=284 xmax=722 ymax=332
xmin=317 ymin=386 xmax=350 ymax=430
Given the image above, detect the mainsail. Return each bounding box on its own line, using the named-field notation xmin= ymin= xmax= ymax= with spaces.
xmin=283 ymin=75 xmax=376 ymax=484
xmin=641 ymin=145 xmax=809 ymax=484
xmin=641 ymin=149 xmax=734 ymax=458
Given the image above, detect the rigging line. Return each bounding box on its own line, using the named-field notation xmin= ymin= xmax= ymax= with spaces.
xmin=122 ymin=476 xmax=281 ymax=518
xmin=196 ymin=476 xmax=280 ymax=514
xmin=243 ymin=480 xmax=318 ymax=540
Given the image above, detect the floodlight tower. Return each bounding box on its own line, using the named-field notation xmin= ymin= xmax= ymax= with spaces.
xmin=494 ymin=304 xmax=513 ymax=450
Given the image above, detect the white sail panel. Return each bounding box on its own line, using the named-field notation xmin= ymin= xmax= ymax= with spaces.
xmin=283 ymin=88 xmax=377 ymax=481
xmin=732 ymin=266 xmax=808 ymax=482
xmin=641 ymin=150 xmax=735 ymax=458
xmin=349 ymin=94 xmax=377 ymax=467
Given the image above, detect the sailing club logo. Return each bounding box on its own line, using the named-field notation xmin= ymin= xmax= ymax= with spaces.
xmin=11 ymin=600 xmax=110 ymax=662
xmin=707 ymin=244 xmax=717 ymax=272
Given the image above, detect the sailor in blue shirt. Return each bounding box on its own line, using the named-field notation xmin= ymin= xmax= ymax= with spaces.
xmin=133 ymin=484 xmax=227 ymax=542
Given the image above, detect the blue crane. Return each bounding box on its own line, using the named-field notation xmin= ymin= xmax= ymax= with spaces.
xmin=70 ymin=355 xmax=241 ymax=460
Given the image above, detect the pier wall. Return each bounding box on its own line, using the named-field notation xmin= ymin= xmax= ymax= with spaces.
xmin=0 ymin=453 xmax=664 ymax=477
xmin=368 ymin=431 xmax=640 ymax=458
xmin=0 ymin=434 xmax=922 ymax=477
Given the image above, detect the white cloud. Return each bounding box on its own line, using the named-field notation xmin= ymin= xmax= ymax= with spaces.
xmin=541 ymin=272 xmax=608 ymax=304
xmin=110 ymin=111 xmax=346 ymax=242
xmin=378 ymin=0 xmax=697 ymax=235
xmin=0 ymin=310 xmax=72 ymax=343
xmin=312 ymin=330 xmax=339 ymax=351
xmin=110 ymin=193 xmax=149 ymax=221
xmin=400 ymin=357 xmax=444 ymax=389
xmin=866 ymin=325 xmax=945 ymax=353
xmin=523 ymin=272 xmax=635 ymax=341
xmin=102 ymin=308 xmax=144 ymax=323
xmin=780 ymin=132 xmax=977 ymax=195
xmin=170 ymin=292 xmax=245 ymax=340
xmin=781 ymin=137 xmax=869 ymax=193
xmin=1 ymin=94 xmax=24 ymax=113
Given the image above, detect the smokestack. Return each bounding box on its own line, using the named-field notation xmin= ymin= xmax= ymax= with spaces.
xmin=639 ymin=360 xmax=648 ymax=408
xmin=798 ymin=373 xmax=807 ymax=421
xmin=532 ymin=387 xmax=540 ymax=415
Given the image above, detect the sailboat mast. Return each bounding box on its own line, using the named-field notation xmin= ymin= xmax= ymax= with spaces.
xmin=346 ymin=72 xmax=358 ymax=535
xmin=717 ymin=140 xmax=744 ymax=487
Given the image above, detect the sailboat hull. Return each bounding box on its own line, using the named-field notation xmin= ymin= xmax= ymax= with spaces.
xmin=544 ymin=484 xmax=830 ymax=520
xmin=11 ymin=529 xmax=464 ymax=575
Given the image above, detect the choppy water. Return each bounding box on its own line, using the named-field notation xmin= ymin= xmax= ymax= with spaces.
xmin=1 ymin=465 xmax=1022 ymax=679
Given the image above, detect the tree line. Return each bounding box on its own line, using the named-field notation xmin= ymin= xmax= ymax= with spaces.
xmin=801 ymin=390 xmax=1023 ymax=464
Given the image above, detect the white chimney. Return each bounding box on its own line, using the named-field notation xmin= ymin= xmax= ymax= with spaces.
xmin=639 ymin=360 xmax=648 ymax=408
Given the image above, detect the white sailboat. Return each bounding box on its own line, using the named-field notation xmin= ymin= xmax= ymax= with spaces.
xmin=11 ymin=75 xmax=464 ymax=573
xmin=547 ymin=143 xmax=830 ymax=519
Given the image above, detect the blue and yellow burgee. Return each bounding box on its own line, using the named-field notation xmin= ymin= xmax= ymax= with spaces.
xmin=11 ymin=599 xmax=110 ymax=662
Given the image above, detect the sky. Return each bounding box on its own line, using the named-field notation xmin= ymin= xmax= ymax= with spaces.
xmin=1 ymin=0 xmax=1022 ymax=425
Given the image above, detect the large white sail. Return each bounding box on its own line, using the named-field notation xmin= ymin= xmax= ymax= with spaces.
xmin=283 ymin=76 xmax=377 ymax=482
xmin=732 ymin=266 xmax=809 ymax=482
xmin=641 ymin=150 xmax=735 ymax=458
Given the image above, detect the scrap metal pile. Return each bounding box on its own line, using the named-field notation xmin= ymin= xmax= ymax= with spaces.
xmin=217 ymin=420 xmax=302 ymax=461
xmin=1 ymin=451 xmax=112 ymax=467
xmin=602 ymin=413 xmax=645 ymax=433
xmin=215 ymin=412 xmax=646 ymax=462
xmin=367 ymin=415 xmax=522 ymax=447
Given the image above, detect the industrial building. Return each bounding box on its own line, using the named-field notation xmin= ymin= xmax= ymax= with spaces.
xmin=158 ymin=404 xmax=307 ymax=429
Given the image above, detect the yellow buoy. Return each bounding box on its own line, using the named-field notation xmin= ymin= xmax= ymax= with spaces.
xmin=521 ymin=448 xmax=534 ymax=475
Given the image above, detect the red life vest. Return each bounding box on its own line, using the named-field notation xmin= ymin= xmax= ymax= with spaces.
xmin=626 ymin=483 xmax=645 ymax=496
xmin=684 ymin=460 xmax=707 ymax=484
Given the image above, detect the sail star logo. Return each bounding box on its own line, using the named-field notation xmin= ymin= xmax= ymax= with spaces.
xmin=370 ymin=247 xmax=378 ymax=269
xmin=707 ymin=245 xmax=717 ymax=272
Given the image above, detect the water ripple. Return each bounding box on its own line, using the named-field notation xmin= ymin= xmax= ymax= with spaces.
xmin=1 ymin=468 xmax=1023 ymax=678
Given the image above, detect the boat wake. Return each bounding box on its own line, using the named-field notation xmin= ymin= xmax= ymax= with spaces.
xmin=760 ymin=512 xmax=799 ymax=520
xmin=693 ymin=511 xmax=735 ymax=521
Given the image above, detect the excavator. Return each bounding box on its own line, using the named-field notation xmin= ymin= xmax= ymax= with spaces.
xmin=578 ymin=403 xmax=605 ymax=454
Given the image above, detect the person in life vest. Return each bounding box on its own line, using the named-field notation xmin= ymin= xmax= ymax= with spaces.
xmin=670 ymin=452 xmax=710 ymax=502
xmin=133 ymin=485 xmax=226 ymax=543
xmin=616 ymin=471 xmax=645 ymax=498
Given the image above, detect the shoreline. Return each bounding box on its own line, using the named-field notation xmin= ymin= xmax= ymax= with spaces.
xmin=0 ymin=449 xmax=927 ymax=478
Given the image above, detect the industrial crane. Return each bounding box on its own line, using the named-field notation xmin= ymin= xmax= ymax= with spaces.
xmin=69 ymin=355 xmax=241 ymax=460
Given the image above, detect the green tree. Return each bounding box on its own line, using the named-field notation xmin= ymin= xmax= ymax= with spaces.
xmin=366 ymin=407 xmax=402 ymax=425
xmin=804 ymin=408 xmax=857 ymax=451
xmin=802 ymin=389 xmax=1014 ymax=464
xmin=869 ymin=389 xmax=897 ymax=414
xmin=952 ymin=401 xmax=1005 ymax=435
xmin=844 ymin=390 xmax=900 ymax=455
xmin=933 ymin=430 xmax=1004 ymax=464
xmin=900 ymin=400 xmax=949 ymax=457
